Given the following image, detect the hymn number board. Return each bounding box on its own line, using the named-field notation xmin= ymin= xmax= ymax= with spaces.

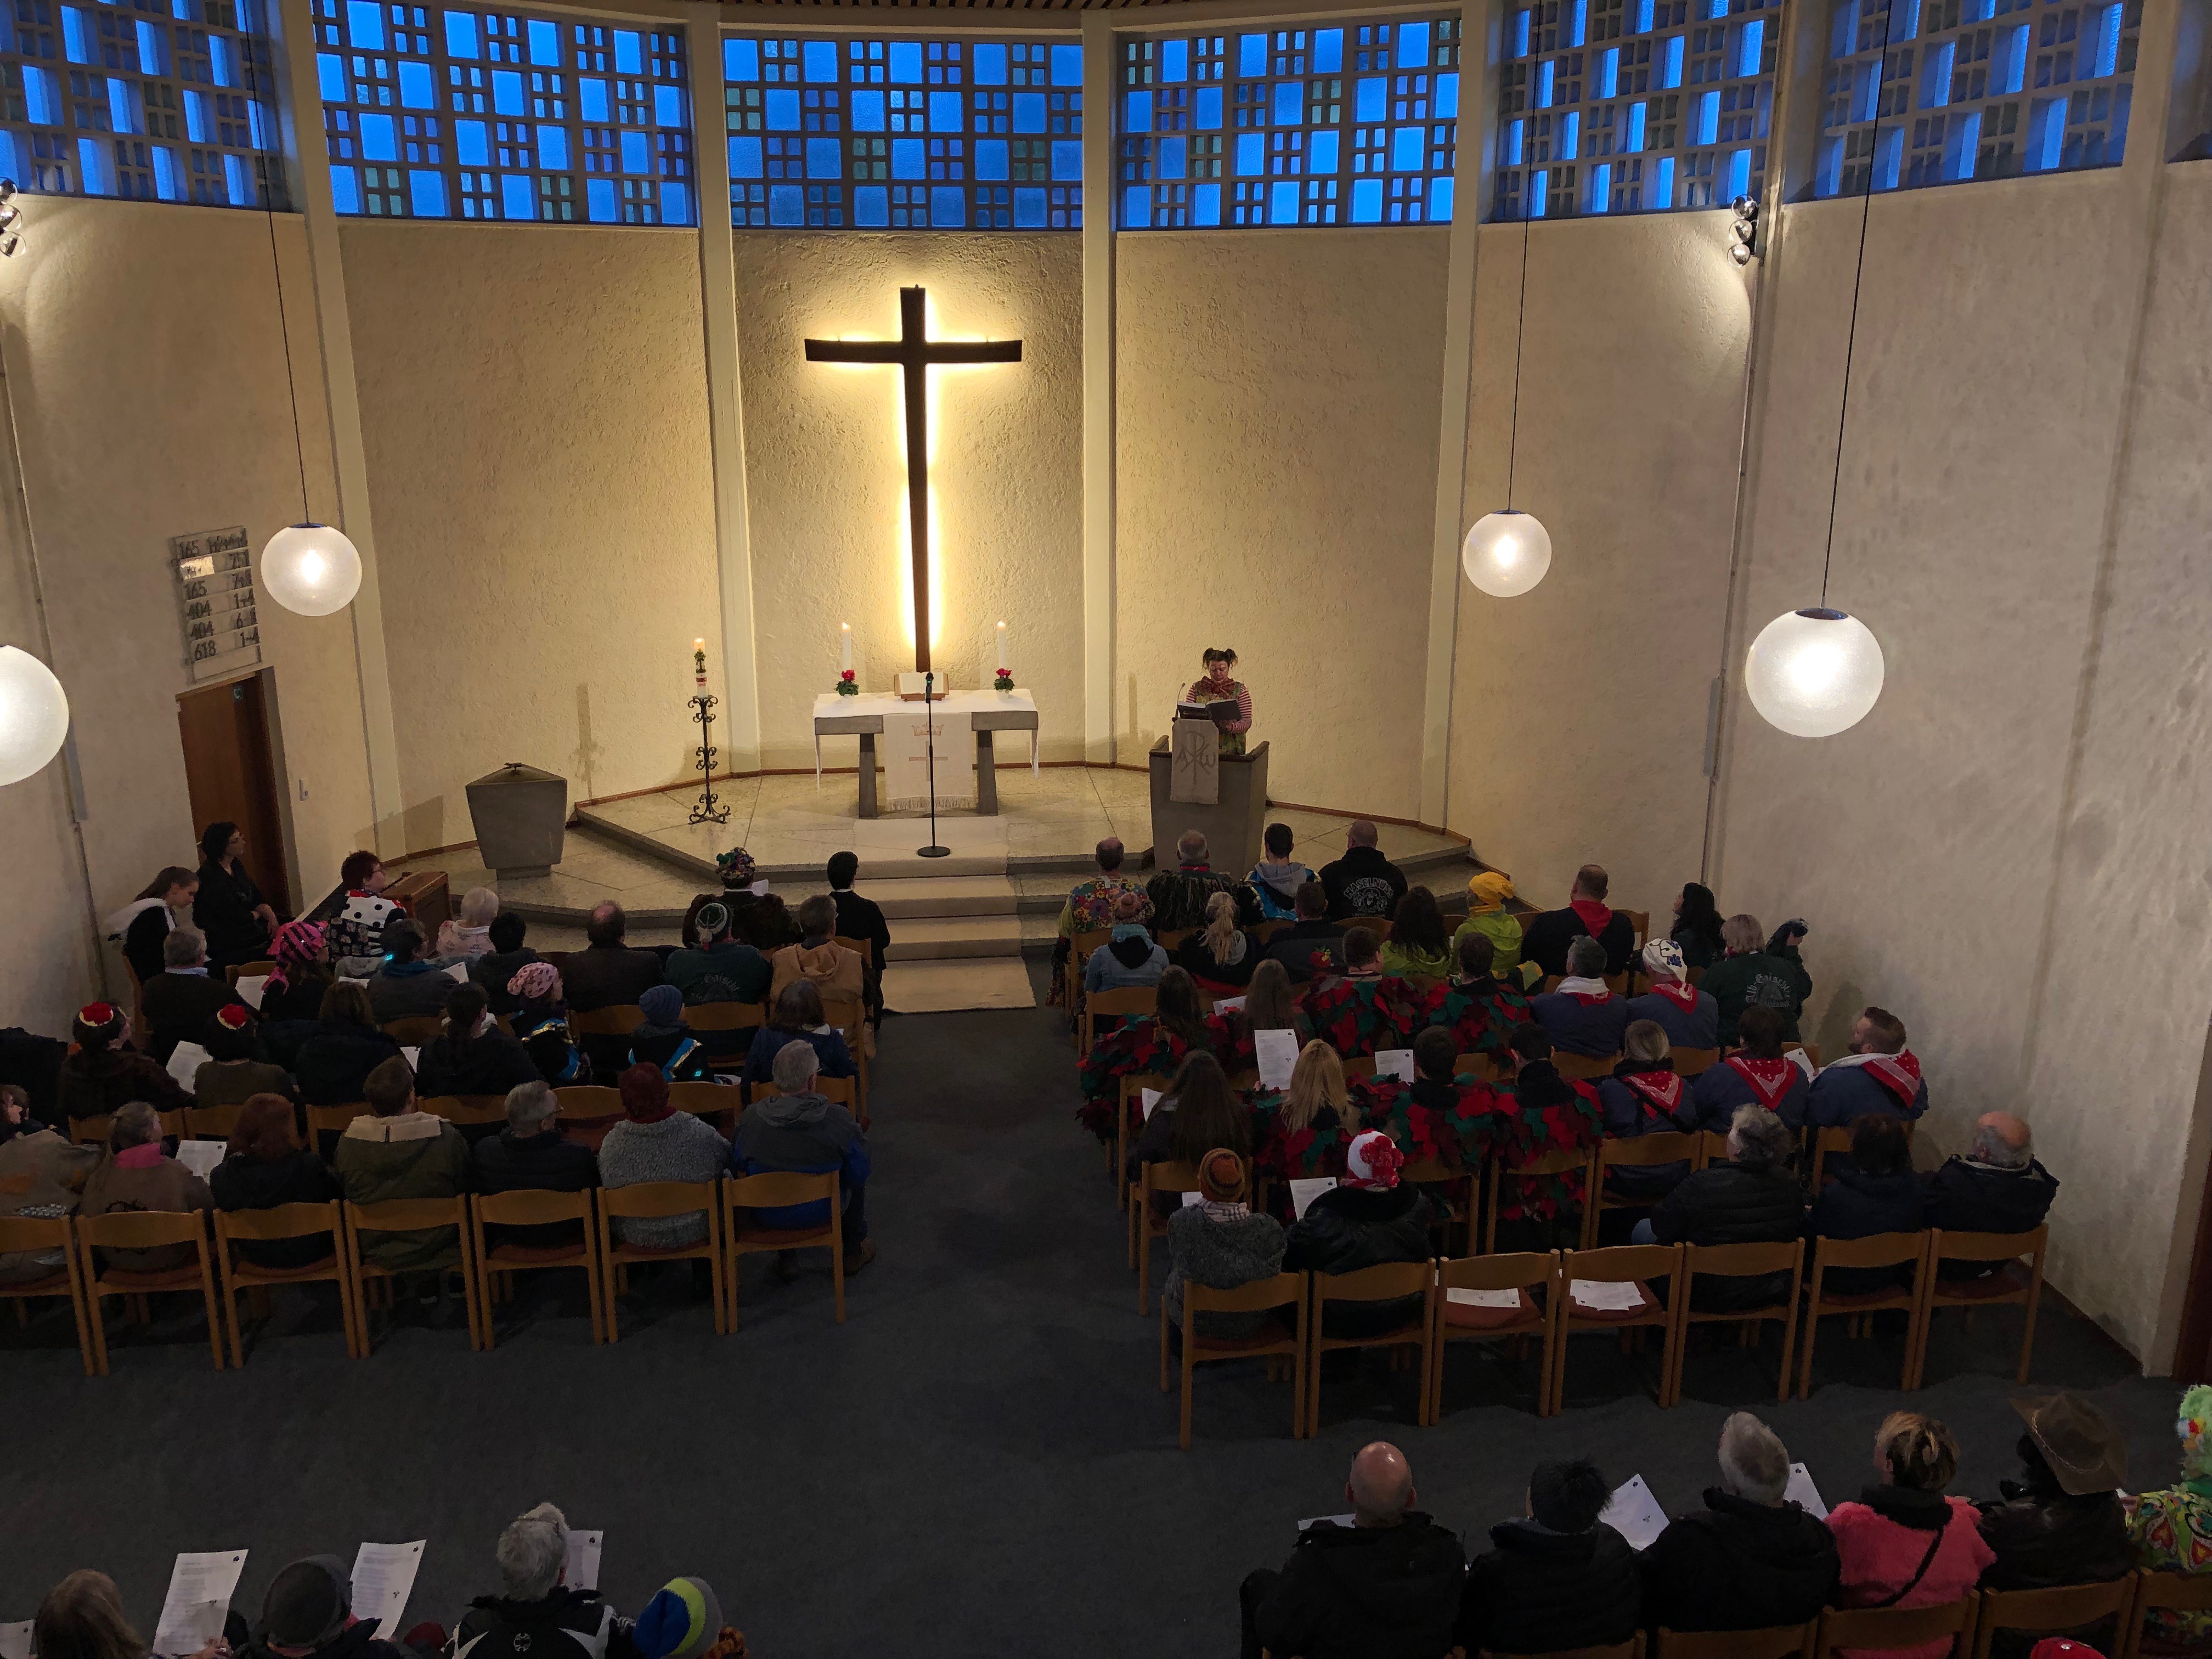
xmin=171 ymin=526 xmax=262 ymax=681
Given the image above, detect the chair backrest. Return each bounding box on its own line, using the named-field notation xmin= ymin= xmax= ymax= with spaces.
xmin=555 ymin=1086 xmax=625 ymax=1120
xmin=1932 ymin=1225 xmax=2048 ymax=1269
xmin=686 ymin=1001 xmax=768 ymax=1032
xmin=600 ymin=1179 xmax=723 ymax=1221
xmin=1973 ymin=1579 xmax=2135 ymax=1659
xmin=382 ymin=1017 xmax=444 ymax=1047
xmin=832 ymin=935 xmax=870 ymax=958
xmin=306 ymin=1102 xmax=366 ymax=1137
xmin=227 ymin=959 xmax=276 ymax=987
xmin=1622 ymin=910 xmax=1652 ymax=948
xmin=1564 ymin=1242 xmax=1681 ymax=1285
xmin=0 ymin=1212 xmax=74 ymax=1256
xmin=1694 ymin=1130 xmax=1733 ymax=1169
xmin=1602 ymin=973 xmax=1629 ymax=996
xmin=1314 ymin=1259 xmax=1433 ymax=1303
xmin=1440 ymin=1250 xmax=1559 ymax=1293
xmin=1810 ymin=1229 xmax=1927 ymax=1274
xmin=2128 ymin=1568 xmax=2212 ymax=1647
xmin=1671 ymin=1047 xmax=1719 ymax=1077
xmin=1505 ymin=1144 xmax=1595 ymax=1178
xmin=1654 ymin=1623 xmax=1815 ymax=1659
xmin=754 ymin=1076 xmax=858 ymax=1108
xmin=1402 ymin=1156 xmax=1458 ymax=1184
xmin=668 ymin=1081 xmax=740 ymax=1115
xmin=1187 ymin=1269 xmax=1306 ymax=1316
xmin=347 ymin=1195 xmax=467 ymax=1235
xmin=1454 ymin=1052 xmax=1486 ymax=1076
xmin=1141 ymin=1160 xmax=1207 ymax=1200
xmin=569 ymin=1005 xmax=644 ymax=1037
xmin=1485 ymin=1635 xmax=1644 ymax=1659
xmin=1090 ymin=987 xmax=1159 ymax=1017
xmin=215 ymin=1201 xmax=342 ymax=1244
xmin=1601 ymin=1131 xmax=1701 ymax=1169
xmin=183 ymin=1102 xmax=244 ymax=1141
xmin=475 ymin=1188 xmax=592 ymax=1228
xmin=77 ymin=1208 xmax=206 ymax=1251
xmin=1071 ymin=927 xmax=1111 ymax=960
xmin=1156 ymin=927 xmax=1197 ymax=950
xmin=1342 ymin=1057 xmax=1377 ymax=1081
xmin=1815 ymin=1594 xmax=1977 ymax=1659
xmin=727 ymin=1169 xmax=838 ymax=1212
xmin=1120 ymin=1073 xmax=1172 ymax=1113
xmin=1684 ymin=1238 xmax=1803 ymax=1280
xmin=820 ymin=995 xmax=864 ymax=1032
xmin=424 ymin=1093 xmax=509 ymax=1127
xmin=1250 ymin=920 xmax=1290 ymax=945
xmin=1554 ymin=1051 xmax=1621 ymax=1080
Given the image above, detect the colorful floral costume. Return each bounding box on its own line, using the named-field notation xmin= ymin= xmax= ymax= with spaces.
xmin=1422 ymin=977 xmax=1534 ymax=1062
xmin=2129 ymin=1386 xmax=2212 ymax=1648
xmin=1076 ymin=1019 xmax=1216 ymax=1141
xmin=1246 ymin=1089 xmax=1355 ymax=1183
xmin=1485 ymin=1073 xmax=1605 ymax=1223
xmin=1361 ymin=1075 xmax=1498 ymax=1170
xmin=1301 ymin=975 xmax=1424 ymax=1059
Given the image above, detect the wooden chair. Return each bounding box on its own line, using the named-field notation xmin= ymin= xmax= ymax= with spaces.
xmin=1427 ymin=1250 xmax=1561 ymax=1421
xmin=76 ymin=1209 xmax=225 ymax=1373
xmin=568 ymin=1004 xmax=645 ymax=1038
xmin=470 ymin=1189 xmax=604 ymax=1346
xmin=2118 ymin=1568 xmax=2212 ymax=1659
xmin=723 ymin=1170 xmax=845 ymax=1328
xmin=1797 ymin=1229 xmax=1929 ymax=1397
xmin=1250 ymin=919 xmax=1291 ymax=945
xmin=1135 ymin=1158 xmax=1210 ymax=1313
xmin=0 ymin=1214 xmax=95 ymax=1375
xmin=555 ymin=1085 xmax=625 ymax=1130
xmin=1403 ymin=1155 xmax=1474 ymax=1257
xmin=381 ymin=1016 xmax=444 ymax=1048
xmin=1806 ymin=1119 xmax=1913 ymax=1189
xmin=1654 ymin=1623 xmax=1816 ymax=1659
xmin=1916 ymin=1225 xmax=2047 ymax=1386
xmin=1671 ymin=1047 xmax=1719 ymax=1077
xmin=1114 ymin=1071 xmax=1172 ymax=1212
xmin=669 ymin=1080 xmax=742 ymax=1131
xmin=1084 ymin=985 xmax=1156 ymax=1053
xmin=304 ymin=1101 xmax=365 ymax=1151
xmin=1306 ymin=1259 xmax=1437 ymax=1436
xmin=597 ymin=1180 xmax=726 ymax=1340
xmin=422 ymin=1093 xmax=509 ymax=1129
xmin=1584 ymin=1132 xmax=1702 ymax=1248
xmin=182 ymin=1101 xmax=245 ymax=1142
xmin=1485 ymin=1633 xmax=1645 ymax=1659
xmin=69 ymin=1113 xmax=114 ymax=1147
xmin=1667 ymin=1238 xmax=1804 ymax=1404
xmin=820 ymin=994 xmax=870 ymax=1124
xmin=1160 ymin=1269 xmax=1308 ymax=1449
xmin=1692 ymin=1130 xmax=1733 ymax=1169
xmin=1814 ymin=1594 xmax=1977 ymax=1659
xmin=752 ymin=1075 xmax=858 ymax=1108
xmin=686 ymin=1001 xmax=767 ymax=1034
xmin=212 ymin=1200 xmax=358 ymax=1364
xmin=341 ymin=1196 xmax=483 ymax=1354
xmin=226 ymin=958 xmax=276 ymax=988
xmin=1482 ymin=1144 xmax=1595 ymax=1254
xmin=1156 ymin=927 xmax=1198 ymax=950
xmin=1342 ymin=1056 xmax=1378 ymax=1082
xmin=1602 ymin=972 xmax=1630 ymax=996
xmin=1553 ymin=1051 xmax=1621 ymax=1081
xmin=1067 ymin=927 xmax=1111 ymax=1042
xmin=1970 ymin=1579 xmax=2137 ymax=1659
xmin=1553 ymin=1243 xmax=1685 ymax=1412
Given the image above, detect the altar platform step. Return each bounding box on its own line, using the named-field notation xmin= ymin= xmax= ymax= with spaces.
xmin=871 ymin=874 xmax=1019 ymax=919
xmin=884 ymin=913 xmax=1024 ymax=961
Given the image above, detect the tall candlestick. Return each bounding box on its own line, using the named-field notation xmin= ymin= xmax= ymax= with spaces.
xmin=840 ymin=622 xmax=853 ymax=674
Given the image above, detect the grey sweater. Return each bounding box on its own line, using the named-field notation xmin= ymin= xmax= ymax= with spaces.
xmin=1163 ymin=1205 xmax=1288 ymax=1338
xmin=598 ymin=1112 xmax=729 ymax=1248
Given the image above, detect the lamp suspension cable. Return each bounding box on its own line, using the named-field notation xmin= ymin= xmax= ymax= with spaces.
xmin=1504 ymin=215 xmax=1533 ymax=511
xmin=251 ymin=52 xmax=311 ymax=527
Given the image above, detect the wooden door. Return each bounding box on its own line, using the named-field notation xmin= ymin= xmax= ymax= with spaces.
xmin=177 ymin=673 xmax=289 ymax=913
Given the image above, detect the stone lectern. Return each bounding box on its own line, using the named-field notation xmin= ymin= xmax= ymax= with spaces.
xmin=465 ymin=762 xmax=568 ymax=881
xmin=1149 ymin=738 xmax=1269 ymax=875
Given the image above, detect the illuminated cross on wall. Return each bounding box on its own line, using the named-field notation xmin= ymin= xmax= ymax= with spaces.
xmin=805 ymin=285 xmax=1023 ymax=676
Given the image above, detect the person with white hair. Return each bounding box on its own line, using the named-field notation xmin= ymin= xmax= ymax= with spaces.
xmin=1144 ymin=827 xmax=1263 ymax=932
xmin=435 ymin=885 xmax=501 ymax=963
xmin=1702 ymin=912 xmax=1813 ymax=1049
xmin=1635 ymin=1105 xmax=1804 ymax=1310
xmin=1638 ymin=1413 xmax=1839 ymax=1631
xmin=452 ymin=1502 xmax=637 ymax=1659
xmin=730 ymin=1038 xmax=875 ymax=1275
xmin=1530 ymin=936 xmax=1632 ymax=1057
xmin=1921 ymin=1110 xmax=2058 ymax=1280
xmin=1624 ymin=938 xmax=1719 ymax=1048
xmin=471 ymin=1079 xmax=600 ymax=1250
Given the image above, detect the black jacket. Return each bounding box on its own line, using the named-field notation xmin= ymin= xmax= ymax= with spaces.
xmin=1318 ymin=845 xmax=1409 ymax=921
xmin=472 ymin=947 xmax=543 ymax=1019
xmin=1284 ymin=1184 xmax=1435 ymax=1337
xmin=1251 ymin=1516 xmax=1468 ymax=1659
xmin=1923 ymin=1157 xmax=2059 ymax=1278
xmin=1172 ymin=929 xmax=1258 ymax=988
xmin=1459 ymin=1520 xmax=1643 ymax=1656
xmin=193 ymin=857 xmax=272 ymax=967
xmin=240 ymin=1616 xmax=410 ymax=1659
xmin=123 ymin=904 xmax=174 ymax=987
xmin=1807 ymin=1165 xmax=1924 ymax=1294
xmin=294 ymin=1025 xmax=404 ymax=1107
xmin=832 ymin=889 xmax=891 ymax=974
xmin=472 ymin=1127 xmax=600 ymax=1248
xmin=1648 ymin=1164 xmax=1803 ymax=1311
xmin=415 ymin=1031 xmax=541 ymax=1102
xmin=1263 ymin=921 xmax=1346 ymax=983
xmin=55 ymin=1046 xmax=191 ymax=1124
xmin=453 ymin=1588 xmax=639 ymax=1659
xmin=259 ymin=969 xmax=335 ymax=1026
xmin=210 ymin=1150 xmax=343 ymax=1268
xmin=560 ymin=943 xmax=665 ymax=1013
xmin=1639 ymin=1488 xmax=1839 ymax=1633
xmin=1521 ymin=906 xmax=1639 ymax=979
xmin=140 ymin=970 xmax=248 ymax=1063
xmin=1977 ymin=1468 xmax=2134 ymax=1658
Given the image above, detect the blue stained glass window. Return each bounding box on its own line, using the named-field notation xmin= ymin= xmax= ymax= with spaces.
xmin=726 ymin=30 xmax=1083 ymax=228
xmin=319 ymin=3 xmax=691 ymax=223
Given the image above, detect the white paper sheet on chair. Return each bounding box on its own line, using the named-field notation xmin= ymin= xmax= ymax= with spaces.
xmin=234 ymin=975 xmax=268 ymax=1011
xmin=1446 ymin=1286 xmax=1524 ymax=1309
xmin=1254 ymin=1029 xmax=1298 ymax=1090
xmin=166 ymin=1041 xmax=212 ymax=1091
xmin=174 ymin=1139 xmax=227 ymax=1181
xmin=1289 ymin=1177 xmax=1338 ymax=1220
xmin=1599 ymin=1475 xmax=1669 ymax=1550
xmin=1569 ymin=1278 xmax=1647 ymax=1311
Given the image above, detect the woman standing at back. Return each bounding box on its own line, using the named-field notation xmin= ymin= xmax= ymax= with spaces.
xmin=1825 ymin=1412 xmax=1995 ymax=1655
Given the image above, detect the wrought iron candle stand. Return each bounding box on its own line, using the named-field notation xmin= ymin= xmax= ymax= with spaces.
xmin=689 ymin=645 xmax=730 ymax=826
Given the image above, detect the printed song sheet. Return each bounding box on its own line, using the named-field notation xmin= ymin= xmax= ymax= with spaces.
xmin=153 ymin=1550 xmax=247 ymax=1656
xmin=1254 ymin=1029 xmax=1297 ymax=1090
xmin=349 ymin=1542 xmax=426 ymax=1640
xmin=1598 ymin=1476 xmax=1668 ymax=1551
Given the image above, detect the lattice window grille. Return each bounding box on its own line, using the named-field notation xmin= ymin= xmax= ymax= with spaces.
xmin=724 ymin=31 xmax=1082 ymax=230
xmin=0 ymin=0 xmax=284 ymax=206
xmin=1814 ymin=0 xmax=2135 ymax=194
xmin=1120 ymin=13 xmax=1460 ymax=228
xmin=1494 ymin=0 xmax=1778 ymax=218
xmin=317 ymin=1 xmax=693 ymax=225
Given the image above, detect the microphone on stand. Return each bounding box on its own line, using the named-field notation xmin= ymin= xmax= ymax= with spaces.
xmin=918 ymin=669 xmax=949 ymax=859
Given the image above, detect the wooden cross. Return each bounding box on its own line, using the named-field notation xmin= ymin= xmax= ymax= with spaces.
xmin=805 ymin=285 xmax=1022 ymax=675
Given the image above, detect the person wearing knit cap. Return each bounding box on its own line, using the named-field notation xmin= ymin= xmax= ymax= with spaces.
xmin=1453 ymin=869 xmax=1534 ymax=989
xmin=235 ymin=1553 xmax=434 ymax=1659
xmin=633 ymin=1579 xmax=746 ymax=1659
xmin=54 ymin=1000 xmax=192 ymax=1129
xmin=627 ymin=984 xmax=716 ymax=1083
xmin=1086 ymin=889 xmax=1169 ymax=994
xmin=259 ymin=919 xmax=336 ymax=1024
xmin=1164 ymin=1144 xmax=1285 ymax=1342
xmin=1624 ymin=937 xmax=1719 ymax=1049
xmin=599 ymin=1063 xmax=730 ymax=1249
xmin=1458 ymin=1458 xmax=1641 ymax=1657
xmin=2126 ymin=1386 xmax=2212 ymax=1647
xmin=449 ymin=1504 xmax=635 ymax=1659
xmin=193 ymin=1001 xmax=297 ymax=1111
xmin=664 ymin=901 xmax=771 ymax=1061
xmin=1283 ymin=1129 xmax=1435 ymax=1338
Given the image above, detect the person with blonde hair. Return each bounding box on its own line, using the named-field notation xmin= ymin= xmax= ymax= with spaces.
xmin=1825 ymin=1412 xmax=1994 ymax=1642
xmin=1252 ymin=1039 xmax=1355 ymax=1185
xmin=1597 ymin=1018 xmax=1694 ymax=1206
xmin=436 ymin=885 xmax=501 ymax=961
xmin=1703 ymin=911 xmax=1813 ymax=1048
xmin=34 ymin=1570 xmax=160 ymax=1659
xmin=1173 ymin=888 xmax=1257 ymax=989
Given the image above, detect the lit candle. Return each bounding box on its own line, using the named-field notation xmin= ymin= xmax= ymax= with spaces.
xmin=996 ymin=619 xmax=1009 ymax=680
xmin=693 ymin=637 xmax=707 ymax=690
xmin=840 ymin=622 xmax=853 ymax=674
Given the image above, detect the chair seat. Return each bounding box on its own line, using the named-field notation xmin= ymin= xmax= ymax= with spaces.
xmin=95 ymin=1265 xmax=203 ymax=1291
xmin=1445 ymin=1290 xmax=1540 ymax=1330
xmin=1814 ymin=1286 xmax=1916 ymax=1310
xmin=486 ymin=1244 xmax=588 ymax=1267
xmin=611 ymin=1240 xmax=708 ymax=1259
xmin=1566 ymin=1281 xmax=1660 ymax=1323
xmin=230 ymin=1255 xmax=341 ymax=1283
xmin=1191 ymin=1325 xmax=1296 ymax=1356
xmin=1929 ymin=1263 xmax=2029 ymax=1301
xmin=733 ymin=1226 xmax=832 ymax=1248
xmin=0 ymin=1271 xmax=72 ymax=1297
xmin=1319 ymin=1317 xmax=1425 ymax=1347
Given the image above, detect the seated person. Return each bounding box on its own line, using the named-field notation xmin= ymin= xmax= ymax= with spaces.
xmin=1086 ymin=890 xmax=1169 ymax=993
xmin=1705 ymin=912 xmax=1814 ymax=1048
xmin=1597 ymin=1019 xmax=1695 ymax=1203
xmin=1302 ymin=929 xmax=1424 ymax=1059
xmin=598 ymin=1064 xmax=731 ymax=1249
xmin=236 ymin=1554 xmax=431 ymax=1659
xmin=1688 ymin=1006 xmax=1809 ymax=1131
xmin=1486 ymin=1024 xmax=1606 ymax=1241
xmin=1250 ymin=1039 xmax=1353 ymax=1185
xmin=450 ymin=1503 xmax=628 ymax=1659
xmin=414 ymin=984 xmax=541 ymax=1102
xmin=1624 ymin=938 xmax=1719 ymax=1049
xmin=503 ymin=961 xmax=568 ymax=1041
xmin=0 ymin=1105 xmax=99 ymax=1282
xmin=208 ymin=1092 xmax=342 ymax=1269
xmin=1639 ymin=1413 xmax=1839 ymax=1633
xmin=828 ymin=850 xmax=891 ymax=1014
xmin=471 ymin=1079 xmax=600 ymax=1249
xmin=522 ymin=1018 xmax=589 ymax=1088
xmin=1130 ymin=1050 xmax=1250 ymax=1215
xmin=1283 ymin=1129 xmax=1435 ymax=1336
xmin=78 ymin=1102 xmax=213 ymax=1271
xmin=193 ymin=1004 xmax=296 ymax=1110
xmin=332 ymin=1056 xmax=472 ymax=1273
xmin=1260 ymin=881 xmax=1345 ymax=984
xmin=140 ymin=924 xmax=247 ymax=1063
xmin=435 ymin=884 xmax=500 ymax=962
xmin=54 ymin=1000 xmax=189 ymax=1128
xmin=1531 ymin=936 xmax=1632 ymax=1058
xmin=627 ymin=984 xmax=717 ymax=1083
xmin=732 ymin=1039 xmax=876 ymax=1274
xmin=1520 ymin=864 xmax=1639 ymax=980
xmin=1366 ymin=1026 xmax=1492 ymax=1173
xmin=365 ymin=919 xmax=460 ymax=1024
xmin=768 ymin=894 xmax=866 ymax=1008
xmin=665 ymin=901 xmax=772 ymax=1006
xmin=1426 ymin=932 xmax=1532 ymax=1062
xmin=1246 ymin=821 xmax=1316 ymax=922
xmin=742 ymin=980 xmax=857 ymax=1092
xmin=1453 ymin=870 xmax=1530 ymax=989
xmin=294 ymin=980 xmax=404 ymax=1108
xmin=1165 ymin=1146 xmax=1286 ymax=1343
xmin=1827 ymin=1413 xmax=1993 ymax=1618
xmin=562 ymin=901 xmax=665 ymax=1013
xmin=1318 ymin=821 xmax=1408 ymax=921
xmin=1147 ymin=829 xmax=1263 ymax=932
xmin=1805 ymin=1113 xmax=1923 ymax=1293
xmin=1809 ymin=1005 xmax=1929 ymax=1129
xmin=329 ymin=848 xmax=407 ymax=971
xmin=1240 ymin=1442 xmax=1465 ymax=1659
xmin=1672 ymin=880 xmax=1729 ymax=972
xmin=472 ymin=911 xmax=541 ymax=1024
xmin=1076 ymin=967 xmax=1222 ymax=1140
xmin=258 ymin=918 xmax=336 ymax=1026
xmin=1171 ymin=890 xmax=1257 ymax=990
xmin=1636 ymin=1105 xmax=1803 ymax=1310
xmin=1977 ymin=1389 xmax=2134 ymax=1650
xmin=1922 ymin=1112 xmax=2058 ymax=1278
xmin=2126 ymin=1388 xmax=2212 ymax=1650
xmin=1458 ymin=1458 xmax=1641 ymax=1658
xmin=1379 ymin=887 xmax=1453 ymax=981
xmin=1235 ymin=958 xmax=1314 ymax=1052
xmin=1052 ymin=837 xmax=1151 ymax=994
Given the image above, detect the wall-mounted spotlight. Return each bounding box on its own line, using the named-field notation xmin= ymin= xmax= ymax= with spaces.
xmin=1729 ymin=194 xmax=1759 ymax=266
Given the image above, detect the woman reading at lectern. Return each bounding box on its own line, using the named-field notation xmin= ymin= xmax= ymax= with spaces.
xmin=1184 ymin=646 xmax=1254 ymax=757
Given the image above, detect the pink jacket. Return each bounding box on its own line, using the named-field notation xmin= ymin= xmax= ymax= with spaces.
xmin=1827 ymin=1494 xmax=1995 ymax=1659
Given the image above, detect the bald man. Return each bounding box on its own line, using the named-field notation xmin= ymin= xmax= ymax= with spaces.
xmin=1922 ymin=1110 xmax=2058 ymax=1279
xmin=1239 ymin=1441 xmax=1465 ymax=1659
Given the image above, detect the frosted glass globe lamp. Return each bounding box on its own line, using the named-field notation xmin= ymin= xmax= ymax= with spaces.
xmin=1460 ymin=510 xmax=1552 ymax=598
xmin=0 ymin=644 xmax=69 ymax=786
xmin=260 ymin=523 xmax=362 ymax=617
xmin=1745 ymin=606 xmax=1884 ymax=737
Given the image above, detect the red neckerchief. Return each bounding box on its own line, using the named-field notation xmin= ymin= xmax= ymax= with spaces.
xmin=1863 ymin=1049 xmax=1923 ymax=1105
xmin=1623 ymin=1069 xmax=1683 ymax=1120
xmin=1725 ymin=1055 xmax=1796 ymax=1110
xmin=1645 ymin=979 xmax=1699 ymax=1011
xmin=1568 ymin=991 xmax=1612 ymax=1007
xmin=1179 ymin=862 xmax=1211 ymax=872
xmin=1569 ymin=897 xmax=1613 ymax=938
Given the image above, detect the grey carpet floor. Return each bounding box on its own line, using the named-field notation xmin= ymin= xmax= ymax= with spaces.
xmin=0 ymin=963 xmax=2181 ymax=1656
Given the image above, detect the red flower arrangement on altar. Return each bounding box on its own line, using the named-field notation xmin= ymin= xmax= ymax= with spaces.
xmin=836 ymin=668 xmax=858 ymax=697
xmin=994 ymin=666 xmax=1014 ymax=691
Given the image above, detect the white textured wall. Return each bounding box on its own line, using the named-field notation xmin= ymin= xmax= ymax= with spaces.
xmin=1114 ymin=229 xmax=1449 ymax=819
xmin=342 ymin=221 xmax=719 ymax=845
xmin=733 ymin=232 xmax=1085 ymax=769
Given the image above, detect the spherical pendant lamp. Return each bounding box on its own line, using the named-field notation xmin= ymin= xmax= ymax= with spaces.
xmin=1461 ymin=510 xmax=1553 ymax=598
xmin=1745 ymin=607 xmax=1884 ymax=738
xmin=0 ymin=644 xmax=70 ymax=785
xmin=259 ymin=522 xmax=362 ymax=617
